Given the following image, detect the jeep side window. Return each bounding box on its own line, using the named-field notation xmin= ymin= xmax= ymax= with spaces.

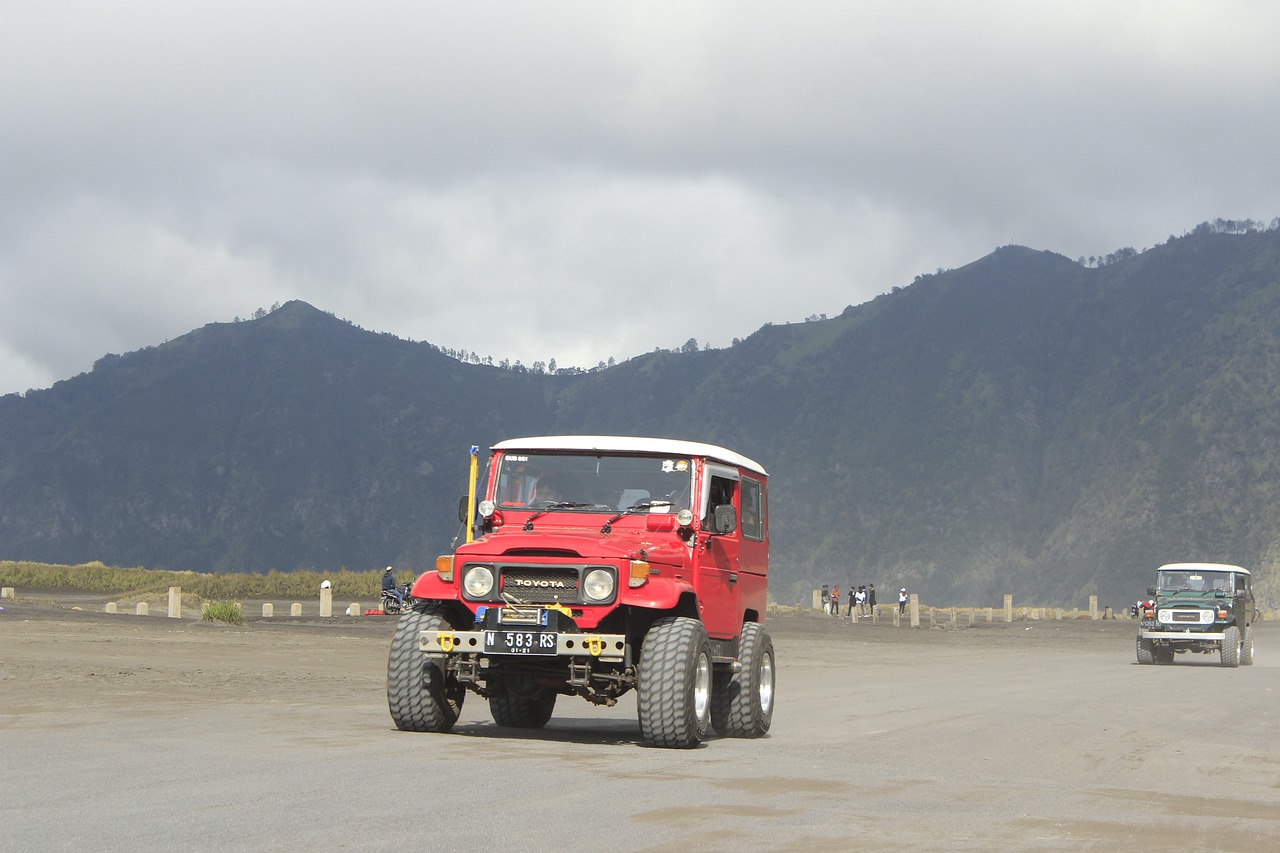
xmin=741 ymin=476 xmax=764 ymax=541
xmin=1236 ymin=575 xmax=1247 ymax=594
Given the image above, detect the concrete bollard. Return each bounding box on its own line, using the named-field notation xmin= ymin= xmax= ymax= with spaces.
xmin=346 ymin=602 xmax=360 ymax=616
xmin=136 ymin=602 xmax=148 ymax=616
xmin=1003 ymin=594 xmax=1013 ymax=623
xmin=320 ymin=588 xmax=333 ymax=618
xmin=892 ymin=606 xmax=900 ymax=627
xmin=262 ymin=603 xmax=274 ymax=618
xmin=1089 ymin=595 xmax=1099 ymax=620
xmin=909 ymin=594 xmax=920 ymax=628
xmin=1104 ymin=606 xmax=1113 ymax=620
xmin=1 ymin=587 xmax=14 ymax=600
xmin=811 ymin=589 xmax=823 ymax=610
xmin=168 ymin=586 xmax=182 ymax=619
xmin=291 ymin=602 xmax=302 ymax=617
xmin=105 ymin=602 xmax=118 ymax=614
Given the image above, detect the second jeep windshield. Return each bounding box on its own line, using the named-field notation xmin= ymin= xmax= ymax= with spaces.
xmin=495 ymin=453 xmax=693 ymax=513
xmin=1157 ymin=570 xmax=1233 ymax=593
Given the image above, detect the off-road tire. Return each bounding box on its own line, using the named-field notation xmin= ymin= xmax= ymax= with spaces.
xmin=711 ymin=622 xmax=775 ymax=737
xmin=387 ymin=606 xmax=465 ymax=732
xmin=1240 ymin=625 xmax=1255 ymax=666
xmin=1220 ymin=625 xmax=1240 ymax=668
xmin=489 ymin=690 xmax=557 ymax=729
xmin=1136 ymin=635 xmax=1155 ymax=665
xmin=637 ymin=617 xmax=712 ymax=748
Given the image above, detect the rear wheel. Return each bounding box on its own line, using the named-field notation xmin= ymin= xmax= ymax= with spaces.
xmin=638 ymin=617 xmax=712 ymax=748
xmin=1220 ymin=625 xmax=1240 ymax=668
xmin=387 ymin=606 xmax=466 ymax=731
xmin=712 ymin=622 xmax=775 ymax=737
xmin=1240 ymin=625 xmax=1255 ymax=666
xmin=489 ymin=674 xmax=557 ymax=729
xmin=1136 ymin=635 xmax=1155 ymax=665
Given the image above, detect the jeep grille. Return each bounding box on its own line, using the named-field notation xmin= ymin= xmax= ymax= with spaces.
xmin=499 ymin=566 xmax=584 ymax=604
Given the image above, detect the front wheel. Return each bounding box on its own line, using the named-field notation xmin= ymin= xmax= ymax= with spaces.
xmin=1220 ymin=625 xmax=1240 ymax=668
xmin=712 ymin=622 xmax=775 ymax=737
xmin=1240 ymin=625 xmax=1255 ymax=666
xmin=387 ymin=607 xmax=466 ymax=731
xmin=637 ymin=617 xmax=712 ymax=748
xmin=1136 ymin=635 xmax=1155 ymax=665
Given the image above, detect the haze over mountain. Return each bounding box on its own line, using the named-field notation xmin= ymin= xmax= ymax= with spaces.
xmin=4 ymin=222 xmax=1280 ymax=609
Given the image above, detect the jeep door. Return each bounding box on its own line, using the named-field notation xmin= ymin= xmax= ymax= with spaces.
xmin=697 ymin=463 xmax=741 ymax=640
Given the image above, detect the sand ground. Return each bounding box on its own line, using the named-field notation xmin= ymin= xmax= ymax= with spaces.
xmin=1 ymin=595 xmax=1277 ymax=852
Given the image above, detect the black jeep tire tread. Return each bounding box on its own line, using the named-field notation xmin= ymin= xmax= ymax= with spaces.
xmin=387 ymin=606 xmax=465 ymax=732
xmin=1220 ymin=625 xmax=1240 ymax=668
xmin=1135 ymin=635 xmax=1155 ymax=666
xmin=637 ymin=617 xmax=712 ymax=749
xmin=711 ymin=622 xmax=775 ymax=737
xmin=1240 ymin=625 xmax=1254 ymax=666
xmin=489 ymin=691 xmax=557 ymax=729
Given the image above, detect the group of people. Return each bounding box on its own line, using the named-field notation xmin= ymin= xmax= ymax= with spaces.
xmin=821 ymin=583 xmax=911 ymax=617
xmin=820 ymin=583 xmax=879 ymax=618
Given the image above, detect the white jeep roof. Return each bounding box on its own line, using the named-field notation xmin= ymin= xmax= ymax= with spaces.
xmin=491 ymin=435 xmax=767 ymax=476
xmin=1157 ymin=562 xmax=1250 ymax=576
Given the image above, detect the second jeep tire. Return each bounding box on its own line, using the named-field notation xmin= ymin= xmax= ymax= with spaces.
xmin=1136 ymin=635 xmax=1155 ymax=665
xmin=1220 ymin=625 xmax=1240 ymax=668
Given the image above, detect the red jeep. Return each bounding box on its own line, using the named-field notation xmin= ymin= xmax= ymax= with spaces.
xmin=387 ymin=435 xmax=774 ymax=748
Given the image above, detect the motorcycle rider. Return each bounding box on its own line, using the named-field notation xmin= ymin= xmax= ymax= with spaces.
xmin=381 ymin=566 xmax=404 ymax=610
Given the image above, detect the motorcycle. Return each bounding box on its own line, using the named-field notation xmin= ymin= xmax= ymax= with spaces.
xmin=381 ymin=583 xmax=414 ymax=615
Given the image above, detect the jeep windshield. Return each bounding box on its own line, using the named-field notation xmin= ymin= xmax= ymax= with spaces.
xmin=1157 ymin=569 xmax=1234 ymax=595
xmin=495 ymin=452 xmax=693 ymax=515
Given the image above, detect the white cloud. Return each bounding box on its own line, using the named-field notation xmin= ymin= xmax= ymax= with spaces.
xmin=2 ymin=0 xmax=1277 ymax=394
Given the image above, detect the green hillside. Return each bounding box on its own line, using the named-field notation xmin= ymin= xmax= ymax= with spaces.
xmin=4 ymin=224 xmax=1280 ymax=610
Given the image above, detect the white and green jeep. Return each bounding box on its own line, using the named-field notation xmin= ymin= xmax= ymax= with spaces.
xmin=1136 ymin=562 xmax=1256 ymax=667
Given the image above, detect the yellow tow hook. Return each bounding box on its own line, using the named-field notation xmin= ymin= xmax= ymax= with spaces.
xmin=437 ymin=632 xmax=456 ymax=653
xmin=586 ymin=635 xmax=603 ymax=657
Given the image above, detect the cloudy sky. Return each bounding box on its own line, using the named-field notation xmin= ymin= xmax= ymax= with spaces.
xmin=2 ymin=1 xmax=1277 ymax=395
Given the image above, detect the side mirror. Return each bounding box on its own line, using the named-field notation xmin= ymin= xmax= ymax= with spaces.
xmin=1146 ymin=586 xmax=1157 ymax=597
xmin=712 ymin=504 xmax=737 ymax=535
xmin=457 ymin=495 xmax=470 ymax=525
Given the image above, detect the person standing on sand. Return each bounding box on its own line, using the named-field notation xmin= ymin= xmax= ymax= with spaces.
xmin=854 ymin=585 xmax=867 ymax=618
xmin=822 ymin=584 xmax=830 ymax=615
xmin=868 ymin=584 xmax=877 ymax=616
xmin=899 ymin=587 xmax=908 ymax=615
xmin=847 ymin=586 xmax=856 ymax=619
xmin=831 ymin=585 xmax=840 ymax=617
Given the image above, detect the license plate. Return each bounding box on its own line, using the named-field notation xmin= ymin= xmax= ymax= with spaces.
xmin=484 ymin=629 xmax=558 ymax=655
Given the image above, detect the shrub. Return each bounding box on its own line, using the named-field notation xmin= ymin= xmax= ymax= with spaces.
xmin=201 ymin=601 xmax=244 ymax=625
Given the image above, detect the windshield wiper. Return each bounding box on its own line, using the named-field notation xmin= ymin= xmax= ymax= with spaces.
xmin=522 ymin=502 xmax=602 ymax=531
xmin=601 ymin=500 xmax=672 ymax=534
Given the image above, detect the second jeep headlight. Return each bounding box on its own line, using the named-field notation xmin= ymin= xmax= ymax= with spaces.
xmin=583 ymin=568 xmax=615 ymax=602
xmin=463 ymin=565 xmax=495 ymax=598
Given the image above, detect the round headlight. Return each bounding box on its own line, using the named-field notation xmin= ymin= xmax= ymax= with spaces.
xmin=463 ymin=565 xmax=495 ymax=598
xmin=676 ymin=508 xmax=695 ymax=527
xmin=478 ymin=500 xmax=496 ymax=518
xmin=583 ymin=568 xmax=615 ymax=602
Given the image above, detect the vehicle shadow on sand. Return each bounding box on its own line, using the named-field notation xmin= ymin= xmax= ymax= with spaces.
xmin=444 ymin=718 xmax=724 ymax=748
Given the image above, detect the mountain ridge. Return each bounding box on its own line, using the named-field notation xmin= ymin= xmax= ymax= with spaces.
xmin=4 ymin=226 xmax=1280 ymax=609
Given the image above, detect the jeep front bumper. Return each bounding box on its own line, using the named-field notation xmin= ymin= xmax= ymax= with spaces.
xmin=420 ymin=629 xmax=627 ymax=662
xmin=1140 ymin=629 xmax=1229 ymax=641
